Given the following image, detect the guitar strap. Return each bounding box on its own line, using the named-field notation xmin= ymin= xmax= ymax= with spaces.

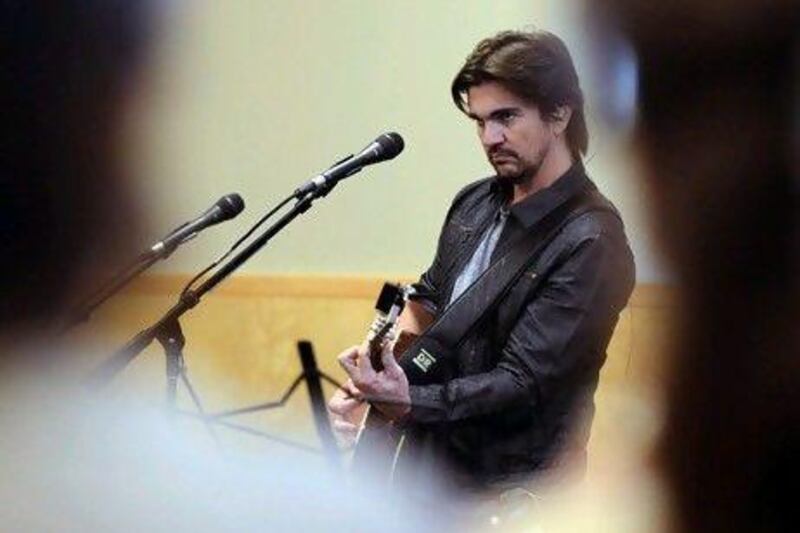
xmin=399 ymin=185 xmax=612 ymax=385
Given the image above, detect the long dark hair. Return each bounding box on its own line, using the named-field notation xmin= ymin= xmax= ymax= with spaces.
xmin=451 ymin=30 xmax=589 ymax=160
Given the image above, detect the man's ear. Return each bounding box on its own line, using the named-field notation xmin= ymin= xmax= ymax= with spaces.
xmin=552 ymin=106 xmax=573 ymax=137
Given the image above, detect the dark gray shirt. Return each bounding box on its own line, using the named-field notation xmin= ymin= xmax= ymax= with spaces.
xmin=447 ymin=206 xmax=509 ymax=306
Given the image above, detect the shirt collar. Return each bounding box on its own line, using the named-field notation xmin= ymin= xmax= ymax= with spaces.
xmin=491 ymin=162 xmax=593 ymax=229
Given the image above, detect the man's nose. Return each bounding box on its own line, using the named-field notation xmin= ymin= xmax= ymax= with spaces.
xmin=480 ymin=122 xmax=505 ymax=148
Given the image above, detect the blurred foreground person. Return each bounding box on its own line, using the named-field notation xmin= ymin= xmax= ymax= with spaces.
xmin=0 ymin=2 xmax=430 ymax=531
xmin=0 ymin=1 xmax=146 ymax=348
xmin=596 ymin=1 xmax=800 ymax=531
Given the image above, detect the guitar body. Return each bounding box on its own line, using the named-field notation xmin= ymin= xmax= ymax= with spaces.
xmin=351 ymin=408 xmax=405 ymax=478
xmin=351 ymin=329 xmax=418 ymax=479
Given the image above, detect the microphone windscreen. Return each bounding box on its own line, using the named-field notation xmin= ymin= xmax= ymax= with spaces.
xmin=376 ymin=132 xmax=404 ymax=160
xmin=217 ymin=193 xmax=245 ymax=220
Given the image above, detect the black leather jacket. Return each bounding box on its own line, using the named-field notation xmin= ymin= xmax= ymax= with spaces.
xmin=405 ymin=164 xmax=635 ymax=491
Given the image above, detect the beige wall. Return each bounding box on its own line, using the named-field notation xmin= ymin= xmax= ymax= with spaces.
xmin=127 ymin=0 xmax=665 ymax=282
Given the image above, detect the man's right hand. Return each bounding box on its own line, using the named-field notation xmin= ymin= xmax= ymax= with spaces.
xmin=327 ymin=378 xmax=367 ymax=448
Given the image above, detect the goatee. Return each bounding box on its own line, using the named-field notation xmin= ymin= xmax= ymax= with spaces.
xmin=493 ymin=165 xmax=538 ymax=187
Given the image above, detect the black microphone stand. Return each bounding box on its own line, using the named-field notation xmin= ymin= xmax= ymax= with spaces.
xmin=88 ymin=185 xmax=336 ymax=396
xmin=88 ymin=185 xmax=350 ymax=468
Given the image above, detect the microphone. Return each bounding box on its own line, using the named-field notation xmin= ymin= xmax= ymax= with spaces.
xmin=295 ymin=132 xmax=404 ymax=198
xmin=150 ymin=193 xmax=245 ymax=258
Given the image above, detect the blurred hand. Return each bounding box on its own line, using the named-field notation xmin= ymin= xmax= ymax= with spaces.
xmin=327 ymin=378 xmax=366 ymax=448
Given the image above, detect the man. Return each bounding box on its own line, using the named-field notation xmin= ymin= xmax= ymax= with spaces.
xmin=330 ymin=30 xmax=635 ymax=497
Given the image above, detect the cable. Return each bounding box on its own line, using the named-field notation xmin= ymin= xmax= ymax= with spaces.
xmin=180 ymin=193 xmax=294 ymax=296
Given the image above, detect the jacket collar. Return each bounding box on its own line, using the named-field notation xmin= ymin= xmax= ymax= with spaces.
xmin=491 ymin=162 xmax=593 ymax=230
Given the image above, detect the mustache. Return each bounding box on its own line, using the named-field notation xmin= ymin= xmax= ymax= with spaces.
xmin=488 ymin=148 xmax=518 ymax=159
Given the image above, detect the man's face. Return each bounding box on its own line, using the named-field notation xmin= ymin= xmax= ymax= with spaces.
xmin=467 ymin=81 xmax=556 ymax=185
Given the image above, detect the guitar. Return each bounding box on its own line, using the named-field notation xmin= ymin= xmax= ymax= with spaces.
xmin=351 ymin=282 xmax=420 ymax=479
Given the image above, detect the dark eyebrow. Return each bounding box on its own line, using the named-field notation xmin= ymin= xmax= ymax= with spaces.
xmin=489 ymin=107 xmax=521 ymax=119
xmin=467 ymin=107 xmax=521 ymax=121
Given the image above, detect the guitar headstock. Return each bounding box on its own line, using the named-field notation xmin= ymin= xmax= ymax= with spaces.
xmin=366 ymin=282 xmax=412 ymax=370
